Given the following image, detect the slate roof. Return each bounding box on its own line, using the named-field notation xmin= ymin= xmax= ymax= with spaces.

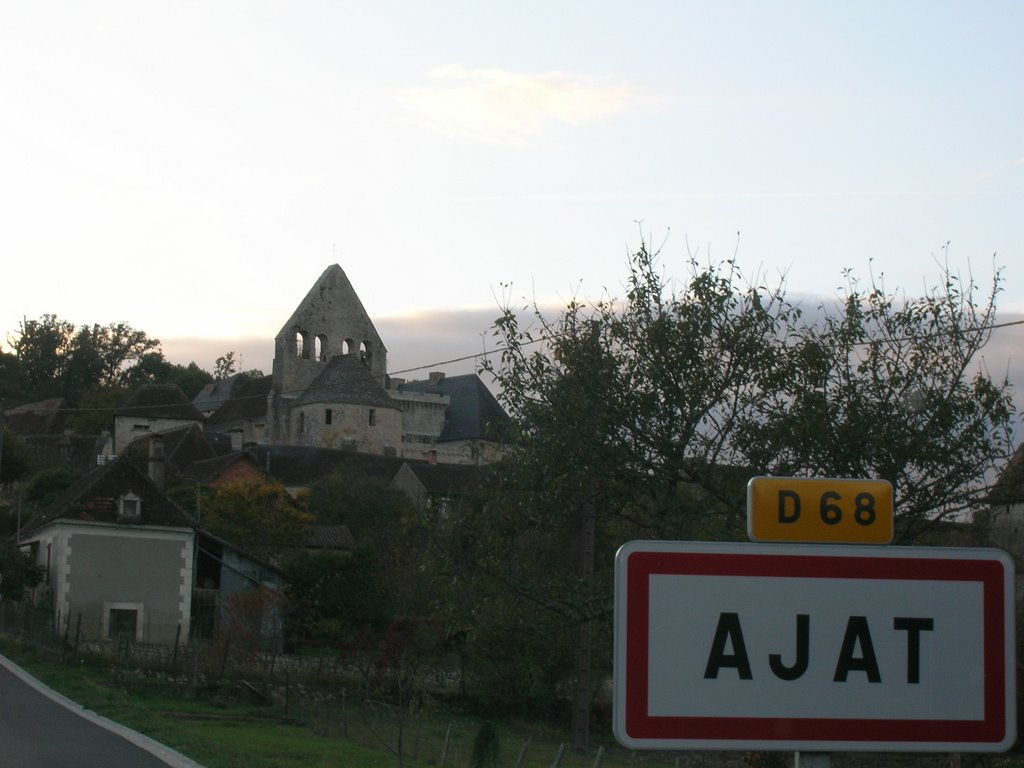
xmin=4 ymin=398 xmax=67 ymax=437
xmin=116 ymin=383 xmax=205 ymax=421
xmin=401 ymin=461 xmax=490 ymax=497
xmin=295 ymin=355 xmax=396 ymax=409
xmin=397 ymin=374 xmax=509 ymax=443
xmin=20 ymin=457 xmax=195 ymax=536
xmin=207 ymin=375 xmax=272 ymax=426
xmin=192 ymin=373 xmax=246 ymax=414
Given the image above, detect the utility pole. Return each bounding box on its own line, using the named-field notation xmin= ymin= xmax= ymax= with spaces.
xmin=0 ymin=398 xmax=6 ymax=499
xmin=571 ymin=501 xmax=596 ymax=753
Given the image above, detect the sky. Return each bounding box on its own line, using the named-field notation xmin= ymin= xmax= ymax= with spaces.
xmin=1 ymin=2 xmax=1022 ymax=427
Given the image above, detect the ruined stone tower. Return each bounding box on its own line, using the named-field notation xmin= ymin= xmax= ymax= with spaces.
xmin=267 ymin=265 xmax=391 ymax=446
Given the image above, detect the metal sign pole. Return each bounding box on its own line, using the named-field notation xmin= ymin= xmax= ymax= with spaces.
xmin=795 ymin=753 xmax=830 ymax=767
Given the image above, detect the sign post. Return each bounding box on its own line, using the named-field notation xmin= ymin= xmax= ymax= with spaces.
xmin=613 ymin=540 xmax=1015 ymax=753
xmin=747 ymin=476 xmax=893 ymax=544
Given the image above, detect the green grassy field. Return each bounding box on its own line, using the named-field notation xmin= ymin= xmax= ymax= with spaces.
xmin=4 ymin=639 xmax=1024 ymax=768
xmin=0 ymin=638 xmax=659 ymax=768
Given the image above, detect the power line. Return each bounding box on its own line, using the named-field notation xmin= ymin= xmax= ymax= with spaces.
xmin=4 ymin=316 xmax=1023 ymax=416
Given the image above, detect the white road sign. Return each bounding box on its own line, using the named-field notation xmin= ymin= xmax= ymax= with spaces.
xmin=613 ymin=541 xmax=1015 ymax=752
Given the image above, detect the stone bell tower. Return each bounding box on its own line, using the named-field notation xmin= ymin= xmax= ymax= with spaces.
xmin=267 ymin=265 xmax=388 ymax=444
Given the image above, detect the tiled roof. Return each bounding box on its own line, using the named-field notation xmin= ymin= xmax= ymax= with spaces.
xmin=5 ymin=398 xmax=67 ymax=437
xmin=305 ymin=524 xmax=355 ymax=550
xmin=207 ymin=375 xmax=272 ymax=425
xmin=253 ymin=445 xmax=408 ymax=487
xmin=116 ymin=383 xmax=205 ymax=421
xmin=295 ymin=355 xmax=396 ymax=409
xmin=182 ymin=452 xmax=261 ymax=485
xmin=397 ymin=374 xmax=509 ymax=442
xmin=21 ymin=457 xmax=195 ymax=535
xmin=122 ymin=424 xmax=219 ymax=473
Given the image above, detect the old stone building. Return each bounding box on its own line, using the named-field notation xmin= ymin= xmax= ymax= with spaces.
xmin=266 ymin=265 xmax=398 ymax=452
xmin=258 ymin=264 xmax=508 ymax=464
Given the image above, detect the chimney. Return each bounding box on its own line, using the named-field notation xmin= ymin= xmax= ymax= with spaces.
xmin=148 ymin=435 xmax=166 ymax=491
xmin=429 ymin=371 xmax=445 ymax=385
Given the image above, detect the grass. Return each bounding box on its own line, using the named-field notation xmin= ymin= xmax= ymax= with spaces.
xmin=5 ymin=638 xmax=1024 ymax=768
xmin=1 ymin=637 xmax=670 ymax=768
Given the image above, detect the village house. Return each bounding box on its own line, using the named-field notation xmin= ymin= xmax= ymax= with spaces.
xmin=18 ymin=438 xmax=282 ymax=646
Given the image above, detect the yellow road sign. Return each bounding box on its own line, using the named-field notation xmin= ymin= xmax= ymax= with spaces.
xmin=747 ymin=476 xmax=893 ymax=544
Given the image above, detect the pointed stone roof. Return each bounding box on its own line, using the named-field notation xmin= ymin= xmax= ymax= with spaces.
xmin=276 ymin=264 xmax=387 ymax=356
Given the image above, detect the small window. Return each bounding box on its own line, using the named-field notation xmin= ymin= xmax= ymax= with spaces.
xmin=108 ymin=609 xmax=138 ymax=641
xmin=118 ymin=492 xmax=141 ymax=519
xmin=104 ymin=602 xmax=144 ymax=643
xmin=298 ymin=412 xmax=305 ymax=433
xmin=368 ymin=408 xmax=376 ymax=426
xmin=326 ymin=408 xmax=333 ymax=425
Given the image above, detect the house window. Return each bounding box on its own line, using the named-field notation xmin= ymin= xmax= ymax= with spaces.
xmin=368 ymin=408 xmax=376 ymax=426
xmin=298 ymin=412 xmax=305 ymax=433
xmin=118 ymin=492 xmax=141 ymax=519
xmin=325 ymin=408 xmax=333 ymax=425
xmin=104 ymin=602 xmax=144 ymax=643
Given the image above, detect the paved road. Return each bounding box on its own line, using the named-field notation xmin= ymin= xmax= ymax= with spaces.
xmin=0 ymin=654 xmax=202 ymax=768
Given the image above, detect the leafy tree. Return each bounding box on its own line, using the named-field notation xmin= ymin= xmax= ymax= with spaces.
xmin=0 ymin=348 xmax=30 ymax=404
xmin=22 ymin=466 xmax=83 ymax=510
xmin=9 ymin=314 xmax=75 ymax=396
xmin=201 ymin=481 xmax=314 ymax=561
xmin=64 ymin=384 xmax=126 ymax=435
xmin=0 ymin=545 xmax=44 ymax=598
xmin=441 ymin=236 xmax=1015 ymax=731
xmin=306 ymin=467 xmax=430 ymax=616
xmin=742 ymin=266 xmax=1015 ymax=541
xmin=0 ymin=427 xmax=31 ymax=489
xmin=121 ymin=352 xmax=214 ymax=399
xmin=284 ymin=549 xmax=392 ymax=643
xmin=214 ymin=351 xmax=237 ymax=380
xmin=8 ymin=315 xmax=161 ymax=404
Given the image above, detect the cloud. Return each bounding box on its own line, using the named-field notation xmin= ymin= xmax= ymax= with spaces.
xmin=396 ymin=65 xmax=646 ymax=146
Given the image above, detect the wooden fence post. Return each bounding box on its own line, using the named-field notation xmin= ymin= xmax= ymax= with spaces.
xmin=513 ymin=738 xmax=532 ymax=768
xmin=440 ymin=722 xmax=454 ymax=766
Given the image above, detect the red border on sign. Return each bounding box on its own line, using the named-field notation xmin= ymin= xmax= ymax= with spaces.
xmin=623 ymin=550 xmax=1007 ymax=745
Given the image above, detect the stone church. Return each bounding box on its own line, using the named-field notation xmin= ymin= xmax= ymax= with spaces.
xmin=255 ymin=264 xmax=507 ymax=465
